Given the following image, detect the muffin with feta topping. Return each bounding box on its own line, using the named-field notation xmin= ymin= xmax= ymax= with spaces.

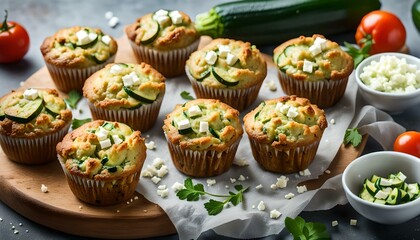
xmin=56 ymin=120 xmax=146 ymax=205
xmin=83 ymin=62 xmax=165 ymax=132
xmin=243 ymin=95 xmax=327 ymax=173
xmin=0 ymin=88 xmax=72 ymax=164
xmin=163 ymin=99 xmax=243 ymax=177
xmin=125 ymin=9 xmax=200 ymax=77
xmin=273 ymin=35 xmax=353 ymax=108
xmin=41 ymin=26 xmax=118 ymax=92
xmin=185 ymin=38 xmax=267 ymax=111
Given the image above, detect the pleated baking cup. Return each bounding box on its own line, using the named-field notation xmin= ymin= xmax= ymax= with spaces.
xmin=187 ymin=70 xmax=263 ymax=111
xmin=88 ymin=95 xmax=164 ymax=132
xmin=248 ymin=138 xmax=321 ymax=174
xmin=128 ymin=39 xmax=199 ymax=78
xmin=166 ymin=138 xmax=241 ymax=177
xmin=44 ymin=55 xmax=116 ymax=93
xmin=277 ymin=71 xmax=349 ymax=108
xmin=0 ymin=122 xmax=71 ymax=165
xmin=58 ymin=158 xmax=141 ymax=206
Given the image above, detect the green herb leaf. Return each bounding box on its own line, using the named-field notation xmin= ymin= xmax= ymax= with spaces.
xmin=64 ymin=90 xmax=82 ymax=109
xmin=343 ymin=41 xmax=371 ymax=68
xmin=204 ymin=199 xmax=225 ymax=216
xmin=72 ymin=118 xmax=91 ymax=129
xmin=180 ymin=91 xmax=195 ymax=100
xmin=285 ymin=216 xmax=330 ymax=240
xmin=343 ymin=128 xmax=362 ymax=147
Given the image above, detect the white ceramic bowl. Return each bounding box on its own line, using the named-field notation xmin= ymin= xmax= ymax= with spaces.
xmin=342 ymin=151 xmax=420 ymax=225
xmin=355 ymin=52 xmax=420 ymax=113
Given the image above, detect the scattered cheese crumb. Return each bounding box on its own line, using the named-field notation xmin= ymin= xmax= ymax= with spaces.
xmin=116 ymin=210 xmax=120 ymax=213
xmin=26 ymin=230 xmax=29 ymax=233
xmin=105 ymin=11 xmax=113 ymax=19
xmin=275 ymin=176 xmax=289 ymax=189
xmin=330 ymin=118 xmax=336 ymax=125
xmin=143 ymin=209 xmax=148 ymax=213
xmin=233 ymin=158 xmax=249 ymax=166
xmin=145 ymin=141 xmax=156 ymax=150
xmin=332 ymin=220 xmax=339 ymax=227
xmin=19 ymin=223 xmax=22 ymax=226
xmin=285 ymin=193 xmax=295 ymax=199
xmin=265 ymin=80 xmax=277 ymax=91
xmin=171 ymin=182 xmax=185 ymax=192
xmin=230 ymin=178 xmax=237 ymax=184
xmin=255 ymin=184 xmax=263 ymax=190
xmin=157 ymin=185 xmax=169 ymax=198
xmin=14 ymin=230 xmax=19 ymax=234
xmin=270 ymin=184 xmax=277 ymax=190
xmin=238 ymin=175 xmax=246 ymax=181
xmin=134 ymin=196 xmax=139 ymax=200
xmin=0 ymin=218 xmax=2 ymax=221
xmin=79 ymin=206 xmax=83 ymax=210
xmin=225 ymin=185 xmax=229 ymax=189
xmin=157 ymin=165 xmax=168 ymax=178
xmin=151 ymin=176 xmax=161 ymax=184
xmin=299 ymin=169 xmax=311 ymax=176
xmin=251 ymin=205 xmax=256 ymax=209
xmin=297 ymin=185 xmax=308 ymax=194
xmin=108 ymin=16 xmax=119 ymax=28
xmin=350 ymin=219 xmax=358 ymax=226
xmin=41 ymin=184 xmax=48 ymax=193
xmin=270 ymin=209 xmax=282 ymax=219
xmin=257 ymin=201 xmax=266 ymax=211
xmin=206 ymin=179 xmax=216 ymax=186
xmin=19 ymin=81 xmax=25 ymax=87
xmin=325 ymin=169 xmax=331 ymax=174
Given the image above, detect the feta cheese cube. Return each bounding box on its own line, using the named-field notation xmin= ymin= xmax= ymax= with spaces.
xmin=23 ymin=88 xmax=39 ymax=100
xmin=233 ymin=158 xmax=249 ymax=166
xmin=105 ymin=11 xmax=113 ymax=19
xmin=285 ymin=193 xmax=295 ymax=199
xmin=169 ymin=11 xmax=183 ymax=24
xmin=76 ymin=30 xmax=89 ymax=44
xmin=108 ymin=16 xmax=119 ymax=28
xmin=100 ymin=139 xmax=112 ymax=149
xmin=230 ymin=178 xmax=237 ymax=184
xmin=332 ymin=220 xmax=338 ymax=227
xmin=155 ymin=15 xmax=170 ymax=25
xmin=206 ymin=179 xmax=216 ymax=186
xmin=151 ymin=176 xmax=161 ymax=184
xmin=299 ymin=168 xmax=311 ymax=176
xmin=205 ymin=51 xmax=218 ymax=65
xmin=157 ymin=165 xmax=168 ymax=177
xmin=145 ymin=141 xmax=156 ymax=150
xmin=303 ymin=59 xmax=314 ymax=73
xmin=152 ymin=157 xmax=164 ymax=168
xmin=297 ymin=185 xmax=307 ymax=194
xmin=218 ymin=45 xmax=230 ymax=58
xmin=110 ymin=64 xmax=122 ymax=74
xmin=255 ymin=184 xmax=263 ymax=190
xmin=177 ymin=119 xmax=191 ymax=130
xmin=157 ymin=186 xmax=169 ymax=198
xmin=171 ymin=182 xmax=185 ymax=192
xmin=275 ymin=176 xmax=289 ymax=189
xmin=314 ymin=37 xmax=327 ymax=50
xmin=88 ymin=32 xmax=97 ymax=41
xmin=41 ymin=184 xmax=48 ymax=193
xmin=287 ymin=106 xmax=299 ymax=118
xmin=155 ymin=9 xmax=169 ymax=16
xmin=130 ymin=72 xmax=140 ymax=85
xmin=141 ymin=170 xmax=153 ymax=178
xmin=199 ymin=121 xmax=209 ymax=133
xmin=238 ymin=175 xmax=246 ymax=181
xmin=257 ymin=201 xmax=266 ymax=211
xmin=397 ymin=172 xmax=407 ymax=181
xmin=111 ymin=135 xmax=123 ymax=145
xmin=309 ymin=43 xmax=322 ymax=56
xmin=330 ymin=118 xmax=336 ymax=125
xmin=188 ymin=105 xmax=202 ymax=117
xmin=350 ymin=219 xmax=357 ymax=226
xmin=226 ymin=53 xmax=238 ymax=66
xmin=96 ymin=127 xmax=109 ymax=141
xmin=270 ymin=209 xmax=282 ymax=219
xmin=122 ymin=73 xmax=134 ymax=87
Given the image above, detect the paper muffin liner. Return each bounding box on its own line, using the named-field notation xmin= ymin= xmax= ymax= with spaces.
xmin=58 ymin=156 xmax=141 ymax=205
xmin=88 ymin=95 xmax=164 ymax=132
xmin=0 ymin=122 xmax=71 ymax=165
xmin=186 ymin=70 xmax=262 ymax=111
xmin=277 ymin=71 xmax=349 ymax=108
xmin=248 ymin=138 xmax=321 ymax=174
xmin=128 ymin=39 xmax=199 ymax=78
xmin=166 ymin=138 xmax=241 ymax=177
xmin=44 ymin=55 xmax=116 ymax=93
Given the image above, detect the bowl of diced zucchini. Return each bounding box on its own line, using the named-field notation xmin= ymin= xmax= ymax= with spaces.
xmin=342 ymin=151 xmax=420 ymax=224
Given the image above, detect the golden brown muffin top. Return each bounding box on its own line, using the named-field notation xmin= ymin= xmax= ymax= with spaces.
xmin=56 ymin=120 xmax=146 ymax=180
xmin=125 ymin=10 xmax=199 ymax=51
xmin=273 ymin=35 xmax=353 ymax=82
xmin=163 ymin=99 xmax=243 ymax=151
xmin=243 ymin=95 xmax=327 ymax=149
xmin=186 ymin=38 xmax=267 ymax=89
xmin=40 ymin=26 xmax=118 ymax=68
xmin=83 ymin=62 xmax=165 ymax=110
xmin=0 ymin=88 xmax=72 ymax=138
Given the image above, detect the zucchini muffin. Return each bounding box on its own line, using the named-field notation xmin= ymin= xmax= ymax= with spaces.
xmin=163 ymin=99 xmax=243 ymax=177
xmin=83 ymin=62 xmax=165 ymax=132
xmin=0 ymin=88 xmax=72 ymax=164
xmin=185 ymin=38 xmax=267 ymax=111
xmin=125 ymin=9 xmax=200 ymax=77
xmin=41 ymin=26 xmax=118 ymax=92
xmin=243 ymin=95 xmax=327 ymax=173
xmin=56 ymin=120 xmax=146 ymax=205
xmin=273 ymin=35 xmax=353 ymax=108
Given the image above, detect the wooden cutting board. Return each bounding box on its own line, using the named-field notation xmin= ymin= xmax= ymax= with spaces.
xmin=0 ymin=36 xmax=366 ymax=239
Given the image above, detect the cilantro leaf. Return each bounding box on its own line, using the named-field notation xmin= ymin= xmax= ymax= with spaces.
xmin=343 ymin=128 xmax=362 ymax=147
xmin=72 ymin=118 xmax=91 ymax=129
xmin=64 ymin=90 xmax=82 ymax=109
xmin=204 ymin=199 xmax=225 ymax=216
xmin=176 ymin=178 xmax=205 ymax=201
xmin=180 ymin=91 xmax=195 ymax=100
xmin=285 ymin=216 xmax=330 ymax=240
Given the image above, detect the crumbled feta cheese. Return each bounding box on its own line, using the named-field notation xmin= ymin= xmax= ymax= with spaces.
xmin=108 ymin=16 xmax=119 ymax=28
xmin=238 ymin=175 xmax=246 ymax=181
xmin=252 ymin=205 xmax=256 ymax=209
xmin=332 ymin=220 xmax=338 ymax=227
xmin=218 ymin=45 xmax=230 ymax=58
xmin=303 ymin=59 xmax=315 ymax=73
xmin=99 ymin=139 xmax=112 ymax=149
xmin=255 ymin=184 xmax=263 ymax=190
xmin=23 ymin=88 xmax=38 ymax=100
xmin=397 ymin=172 xmax=407 ymax=181
xmin=111 ymin=135 xmax=123 ymax=145
xmin=297 ymin=185 xmax=307 ymax=194
xmin=188 ymin=105 xmax=202 ymax=117
xmin=177 ymin=119 xmax=191 ymax=130
xmin=145 ymin=141 xmax=156 ymax=150
xmin=76 ymin=29 xmax=90 ymax=44
xmin=276 ymin=102 xmax=290 ymax=114
xmin=169 ymin=11 xmax=182 ymax=24
xmin=257 ymin=201 xmax=266 ymax=211
xmin=155 ymin=9 xmax=169 ymax=16
xmin=41 ymin=184 xmax=48 ymax=193
xmin=266 ymin=80 xmax=277 ymax=91
xmin=155 ymin=15 xmax=170 ymax=25
xmin=350 ymin=219 xmax=357 ymax=226
xmin=206 ymin=179 xmax=216 ymax=186
xmin=270 ymin=209 xmax=282 ymax=219
xmin=157 ymin=165 xmax=168 ymax=177
xmin=330 ymin=118 xmax=336 ymax=125
xmin=275 ymin=176 xmax=289 ymax=189
xmin=270 ymin=184 xmax=278 ymax=190
xmin=285 ymin=193 xmax=295 ymax=199
xmin=96 ymin=127 xmax=109 ymax=141
xmin=172 ymin=182 xmax=185 ymax=192
xmin=88 ymin=32 xmax=97 ymax=42
xmin=157 ymin=185 xmax=169 ymax=198
xmin=110 ymin=64 xmax=122 ymax=74
xmin=141 ymin=170 xmax=153 ymax=177
xmin=314 ymin=37 xmax=327 ymax=50
xmin=105 ymin=11 xmax=113 ymax=19
xmin=287 ymin=106 xmax=299 ymax=118
xmin=233 ymin=158 xmax=249 ymax=166
xmin=230 ymin=178 xmax=237 ymax=184
xmin=151 ymin=176 xmax=161 ymax=184
xmin=205 ymin=51 xmax=218 ymax=65
xmin=226 ymin=53 xmax=238 ymax=66
xmin=122 ymin=73 xmax=134 ymax=87
xmin=309 ymin=43 xmax=322 ymax=56
xmin=199 ymin=121 xmax=209 ymax=133
xmin=225 ymin=185 xmax=229 ymax=189
xmin=325 ymin=169 xmax=331 ymax=174
xmin=153 ymin=157 xmax=164 ymax=168
xmin=299 ymin=169 xmax=311 ymax=176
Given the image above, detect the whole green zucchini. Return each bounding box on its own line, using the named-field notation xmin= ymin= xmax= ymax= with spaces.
xmin=196 ymin=0 xmax=381 ymax=45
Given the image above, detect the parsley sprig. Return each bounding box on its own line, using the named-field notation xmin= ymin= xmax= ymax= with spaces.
xmin=343 ymin=40 xmax=372 ymax=68
xmin=72 ymin=118 xmax=91 ymax=129
xmin=180 ymin=91 xmax=195 ymax=100
xmin=176 ymin=178 xmax=248 ymax=216
xmin=343 ymin=128 xmax=362 ymax=147
xmin=64 ymin=90 xmax=82 ymax=109
xmin=285 ymin=216 xmax=330 ymax=240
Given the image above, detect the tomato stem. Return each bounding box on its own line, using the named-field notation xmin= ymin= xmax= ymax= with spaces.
xmin=1 ymin=10 xmax=15 ymax=32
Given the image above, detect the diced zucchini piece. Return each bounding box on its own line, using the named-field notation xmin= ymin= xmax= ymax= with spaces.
xmin=123 ymin=86 xmax=158 ymax=104
xmin=386 ymin=188 xmax=401 ymax=205
xmin=359 ymin=188 xmax=375 ymax=202
xmin=4 ymin=98 xmax=43 ymax=124
xmin=400 ymin=189 xmax=410 ymax=203
xmin=189 ymin=68 xmax=210 ymax=82
xmin=140 ymin=19 xmax=160 ymax=45
xmin=209 ymin=127 xmax=220 ymax=139
xmin=374 ymin=199 xmax=386 ymax=205
xmin=102 ymin=122 xmax=115 ymax=131
xmin=365 ymin=179 xmax=379 ymax=196
xmin=178 ymin=127 xmax=194 ymax=135
xmin=211 ymin=67 xmax=239 ymax=87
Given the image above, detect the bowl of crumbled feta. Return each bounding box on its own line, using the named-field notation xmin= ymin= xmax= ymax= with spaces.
xmin=355 ymin=52 xmax=420 ymax=113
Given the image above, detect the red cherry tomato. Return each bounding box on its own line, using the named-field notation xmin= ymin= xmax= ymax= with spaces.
xmin=0 ymin=10 xmax=30 ymax=63
xmin=393 ymin=131 xmax=420 ymax=158
xmin=355 ymin=10 xmax=406 ymax=55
